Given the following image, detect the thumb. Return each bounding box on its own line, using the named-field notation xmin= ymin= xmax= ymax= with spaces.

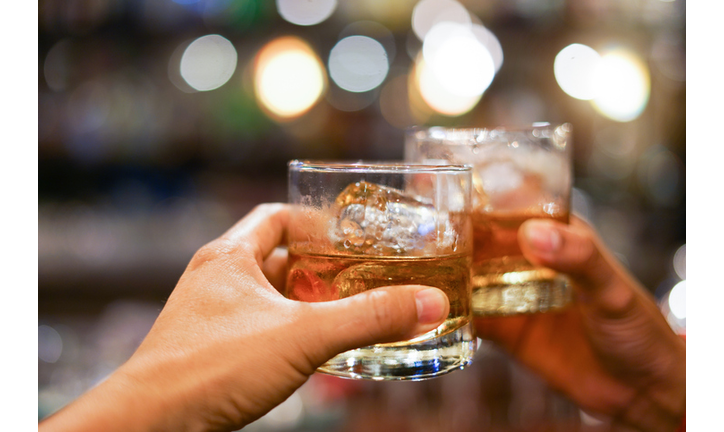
xmin=304 ymin=285 xmax=450 ymax=362
xmin=518 ymin=219 xmax=638 ymax=317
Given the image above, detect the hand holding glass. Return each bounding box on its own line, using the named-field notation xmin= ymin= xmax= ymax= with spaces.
xmin=406 ymin=124 xmax=574 ymax=316
xmin=285 ymin=161 xmax=476 ymax=380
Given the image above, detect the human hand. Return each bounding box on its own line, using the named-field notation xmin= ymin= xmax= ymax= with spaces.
xmin=40 ymin=203 xmax=450 ymax=432
xmin=475 ymin=217 xmax=685 ymax=432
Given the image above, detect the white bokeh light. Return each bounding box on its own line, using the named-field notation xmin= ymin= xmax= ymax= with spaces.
xmin=668 ymin=280 xmax=686 ymax=320
xmin=554 ymin=43 xmax=601 ymax=100
xmin=328 ymin=36 xmax=389 ymax=93
xmin=414 ymin=55 xmax=481 ymax=116
xmin=412 ymin=0 xmax=471 ymax=41
xmin=471 ymin=24 xmax=503 ymax=73
xmin=592 ymin=49 xmax=650 ymax=122
xmin=276 ymin=0 xmax=337 ymax=26
xmin=673 ymin=244 xmax=686 ymax=280
xmin=180 ymin=35 xmax=238 ymax=92
xmin=254 ymin=37 xmax=326 ymax=119
xmin=422 ymin=22 xmax=495 ymax=98
xmin=38 ymin=325 xmax=63 ymax=363
xmin=44 ymin=39 xmax=73 ymax=92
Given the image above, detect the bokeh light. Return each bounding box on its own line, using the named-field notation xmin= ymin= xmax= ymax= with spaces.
xmin=168 ymin=40 xmax=197 ymax=93
xmin=413 ymin=54 xmax=481 ymax=116
xmin=471 ymin=24 xmax=503 ymax=73
xmin=254 ymin=37 xmax=326 ymax=119
xmin=44 ymin=39 xmax=74 ymax=92
xmin=328 ymin=35 xmax=389 ymax=93
xmin=276 ymin=0 xmax=337 ymax=26
xmin=411 ymin=0 xmax=470 ymax=41
xmin=668 ymin=280 xmax=686 ymax=320
xmin=39 ymin=325 xmax=63 ymax=364
xmin=673 ymin=244 xmax=686 ymax=280
xmin=591 ymin=49 xmax=650 ymax=122
xmin=340 ymin=20 xmax=397 ymax=64
xmin=422 ymin=22 xmax=496 ymax=98
xmin=554 ymin=43 xmax=601 ymax=100
xmin=179 ymin=34 xmax=238 ymax=91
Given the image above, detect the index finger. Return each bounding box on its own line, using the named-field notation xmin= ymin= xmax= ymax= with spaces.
xmin=221 ymin=203 xmax=289 ymax=266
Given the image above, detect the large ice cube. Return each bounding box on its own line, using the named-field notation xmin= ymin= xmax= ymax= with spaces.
xmin=329 ymin=181 xmax=453 ymax=255
xmin=478 ymin=161 xmax=523 ymax=194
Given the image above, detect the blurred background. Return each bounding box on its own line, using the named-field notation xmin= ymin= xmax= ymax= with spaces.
xmin=38 ymin=0 xmax=686 ymax=430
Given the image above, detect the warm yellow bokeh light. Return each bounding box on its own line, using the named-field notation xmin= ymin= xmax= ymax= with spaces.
xmin=413 ymin=55 xmax=481 ymax=116
xmin=591 ymin=49 xmax=650 ymax=122
xmin=254 ymin=37 xmax=326 ymax=119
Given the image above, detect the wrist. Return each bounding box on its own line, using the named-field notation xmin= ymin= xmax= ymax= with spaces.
xmin=111 ymin=355 xmax=213 ymax=432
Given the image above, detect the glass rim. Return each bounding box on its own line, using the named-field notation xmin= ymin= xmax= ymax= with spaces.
xmin=288 ymin=160 xmax=472 ymax=174
xmin=406 ymin=122 xmax=572 ymax=139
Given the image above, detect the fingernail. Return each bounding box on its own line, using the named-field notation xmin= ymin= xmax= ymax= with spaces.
xmin=524 ymin=222 xmax=561 ymax=252
xmin=415 ymin=288 xmax=447 ymax=324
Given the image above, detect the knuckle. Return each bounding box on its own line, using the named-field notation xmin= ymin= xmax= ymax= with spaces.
xmin=188 ymin=238 xmax=236 ymax=270
xmin=252 ymin=202 xmax=285 ymax=217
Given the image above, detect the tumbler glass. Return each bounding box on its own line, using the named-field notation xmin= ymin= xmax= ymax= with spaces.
xmin=286 ymin=160 xmax=476 ymax=380
xmin=405 ymin=123 xmax=574 ymax=316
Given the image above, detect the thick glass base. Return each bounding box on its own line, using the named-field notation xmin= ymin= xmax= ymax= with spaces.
xmin=472 ymin=269 xmax=573 ymax=316
xmin=317 ymin=322 xmax=476 ymax=381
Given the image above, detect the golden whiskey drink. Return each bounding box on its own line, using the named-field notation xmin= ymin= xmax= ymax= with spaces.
xmin=287 ymin=252 xmax=472 ymax=345
xmin=471 ymin=209 xmax=572 ymax=315
xmin=286 ymin=162 xmax=476 ymax=380
xmin=406 ymin=124 xmax=574 ymax=316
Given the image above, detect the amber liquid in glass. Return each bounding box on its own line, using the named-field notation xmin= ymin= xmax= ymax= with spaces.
xmin=286 ymin=251 xmax=475 ymax=379
xmin=287 ymin=252 xmax=471 ymax=344
xmin=471 ymin=209 xmax=573 ymax=316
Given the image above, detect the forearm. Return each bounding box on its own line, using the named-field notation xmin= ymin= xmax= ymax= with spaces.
xmin=39 ymin=367 xmax=200 ymax=432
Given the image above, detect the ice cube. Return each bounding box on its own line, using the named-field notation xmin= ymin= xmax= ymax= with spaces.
xmin=329 ymin=181 xmax=451 ymax=255
xmin=479 ymin=161 xmax=524 ymax=194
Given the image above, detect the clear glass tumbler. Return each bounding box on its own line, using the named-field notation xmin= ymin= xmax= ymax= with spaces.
xmin=405 ymin=123 xmax=574 ymax=316
xmin=286 ymin=160 xmax=476 ymax=380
